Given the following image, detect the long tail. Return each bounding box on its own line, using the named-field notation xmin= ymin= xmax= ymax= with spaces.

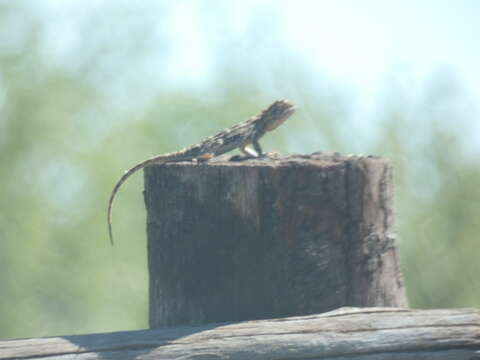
xmin=107 ymin=155 xmax=172 ymax=245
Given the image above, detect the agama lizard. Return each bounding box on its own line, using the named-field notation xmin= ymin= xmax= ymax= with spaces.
xmin=107 ymin=99 xmax=296 ymax=245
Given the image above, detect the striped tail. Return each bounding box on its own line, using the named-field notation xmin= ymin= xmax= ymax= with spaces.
xmin=107 ymin=154 xmax=175 ymax=245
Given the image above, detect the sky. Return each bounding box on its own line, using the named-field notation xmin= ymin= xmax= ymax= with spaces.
xmin=161 ymin=0 xmax=480 ymax=146
xmin=158 ymin=1 xmax=479 ymax=89
xmin=34 ymin=1 xmax=480 ymax=90
xmin=28 ymin=0 xmax=480 ymax=138
xmin=282 ymin=1 xmax=479 ymax=96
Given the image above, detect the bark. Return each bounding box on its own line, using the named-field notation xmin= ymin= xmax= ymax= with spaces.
xmin=144 ymin=153 xmax=407 ymax=328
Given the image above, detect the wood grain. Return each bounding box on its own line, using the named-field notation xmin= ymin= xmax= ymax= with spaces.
xmin=2 ymin=307 xmax=479 ymax=359
xmin=144 ymin=153 xmax=407 ymax=328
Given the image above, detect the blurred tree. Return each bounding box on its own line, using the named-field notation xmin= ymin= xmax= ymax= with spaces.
xmin=375 ymin=73 xmax=480 ymax=308
xmin=0 ymin=1 xmax=478 ymax=339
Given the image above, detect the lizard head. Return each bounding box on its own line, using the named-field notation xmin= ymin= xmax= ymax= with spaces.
xmin=263 ymin=99 xmax=296 ymax=132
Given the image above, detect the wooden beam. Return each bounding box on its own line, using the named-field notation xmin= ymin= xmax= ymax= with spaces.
xmin=2 ymin=308 xmax=479 ymax=359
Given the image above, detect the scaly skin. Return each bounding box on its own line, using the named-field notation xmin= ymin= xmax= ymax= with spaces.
xmin=107 ymin=100 xmax=296 ymax=245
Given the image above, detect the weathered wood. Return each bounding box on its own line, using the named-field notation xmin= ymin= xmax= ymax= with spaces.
xmin=144 ymin=153 xmax=407 ymax=328
xmin=1 ymin=308 xmax=479 ymax=359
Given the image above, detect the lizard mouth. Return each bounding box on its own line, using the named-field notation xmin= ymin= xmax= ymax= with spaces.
xmin=266 ymin=101 xmax=296 ymax=131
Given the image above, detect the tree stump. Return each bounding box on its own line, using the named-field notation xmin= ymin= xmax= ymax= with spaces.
xmin=144 ymin=153 xmax=407 ymax=328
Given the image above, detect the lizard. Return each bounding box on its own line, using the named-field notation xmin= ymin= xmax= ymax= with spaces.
xmin=107 ymin=99 xmax=296 ymax=245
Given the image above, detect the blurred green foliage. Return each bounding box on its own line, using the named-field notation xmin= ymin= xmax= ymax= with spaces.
xmin=0 ymin=2 xmax=479 ymax=339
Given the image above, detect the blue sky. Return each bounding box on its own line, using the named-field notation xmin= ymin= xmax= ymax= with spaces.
xmin=159 ymin=0 xmax=480 ymax=149
xmin=166 ymin=1 xmax=480 ymax=100
xmin=32 ymin=0 xmax=480 ymax=143
xmin=284 ymin=1 xmax=480 ymax=104
xmin=37 ymin=1 xmax=480 ymax=91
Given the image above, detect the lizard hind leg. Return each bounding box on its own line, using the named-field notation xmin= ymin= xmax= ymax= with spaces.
xmin=196 ymin=152 xmax=215 ymax=162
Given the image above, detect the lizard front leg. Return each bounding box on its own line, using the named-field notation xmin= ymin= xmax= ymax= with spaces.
xmin=252 ymin=139 xmax=263 ymax=156
xmin=240 ymin=139 xmax=263 ymax=158
xmin=240 ymin=145 xmax=258 ymax=158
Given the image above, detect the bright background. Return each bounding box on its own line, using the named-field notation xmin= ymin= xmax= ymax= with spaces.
xmin=1 ymin=1 xmax=479 ymax=339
